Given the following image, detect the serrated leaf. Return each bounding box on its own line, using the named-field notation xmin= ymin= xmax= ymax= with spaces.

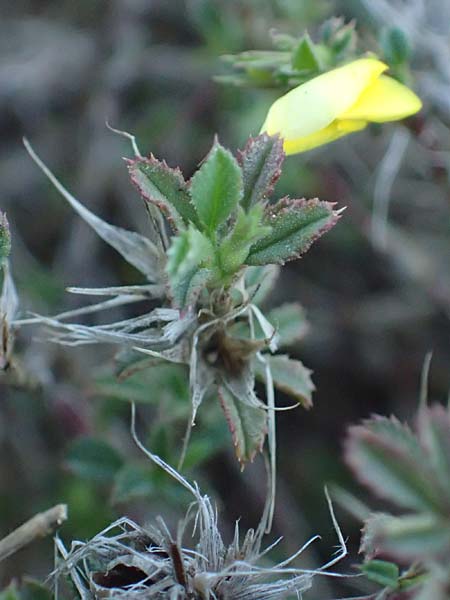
xmin=0 ymin=212 xmax=11 ymax=262
xmin=291 ymin=33 xmax=322 ymax=71
xmin=128 ymin=156 xmax=199 ymax=229
xmin=237 ymin=133 xmax=284 ymax=211
xmin=246 ymin=198 xmax=340 ymax=266
xmin=24 ymin=140 xmax=161 ymax=281
xmin=361 ymin=512 xmax=450 ymax=560
xmin=112 ymin=464 xmax=154 ymax=504
xmin=218 ymin=385 xmax=267 ymax=464
xmin=360 ymin=560 xmax=399 ymax=589
xmin=218 ymin=205 xmax=271 ymax=276
xmin=267 ymin=303 xmax=308 ymax=347
xmin=253 ymin=354 xmax=314 ymax=409
xmin=189 ymin=141 xmax=243 ymax=236
xmin=418 ymin=405 xmax=450 ymax=502
xmin=66 ymin=437 xmax=123 ymax=483
xmin=345 ymin=416 xmax=444 ymax=513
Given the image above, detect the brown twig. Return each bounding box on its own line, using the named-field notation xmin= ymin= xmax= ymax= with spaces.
xmin=0 ymin=504 xmax=68 ymax=563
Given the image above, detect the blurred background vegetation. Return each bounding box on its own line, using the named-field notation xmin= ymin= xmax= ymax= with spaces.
xmin=1 ymin=0 xmax=449 ymax=596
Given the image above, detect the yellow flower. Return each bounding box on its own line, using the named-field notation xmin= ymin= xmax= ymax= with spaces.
xmin=261 ymin=58 xmax=422 ymax=154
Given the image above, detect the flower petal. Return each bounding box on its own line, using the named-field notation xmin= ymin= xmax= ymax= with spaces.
xmin=261 ymin=58 xmax=387 ymax=142
xmin=340 ymin=75 xmax=422 ymax=122
xmin=284 ymin=119 xmax=367 ymax=155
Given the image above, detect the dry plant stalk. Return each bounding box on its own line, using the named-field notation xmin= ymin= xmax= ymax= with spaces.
xmin=0 ymin=504 xmax=67 ymax=564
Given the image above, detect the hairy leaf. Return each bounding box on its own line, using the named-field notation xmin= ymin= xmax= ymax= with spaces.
xmin=171 ymin=266 xmax=212 ymax=309
xmin=254 ymin=354 xmax=314 ymax=409
xmin=0 ymin=212 xmax=11 ymax=262
xmin=345 ymin=416 xmax=444 ymax=513
xmin=360 ymin=560 xmax=399 ymax=589
xmin=246 ymin=198 xmax=340 ymax=266
xmin=218 ymin=385 xmax=267 ymax=464
xmin=128 ymin=156 xmax=199 ymax=229
xmin=237 ymin=133 xmax=284 ymax=211
xmin=361 ymin=512 xmax=450 ymax=560
xmin=218 ymin=205 xmax=271 ymax=276
xmin=267 ymin=303 xmax=308 ymax=347
xmin=167 ymin=227 xmax=214 ymax=308
xmin=189 ymin=141 xmax=243 ymax=236
xmin=291 ymin=33 xmax=322 ymax=71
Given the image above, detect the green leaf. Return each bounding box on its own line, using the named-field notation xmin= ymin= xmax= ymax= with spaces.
xmin=218 ymin=205 xmax=271 ymax=276
xmin=66 ymin=437 xmax=123 ymax=483
xmin=0 ymin=212 xmax=11 ymax=262
xmin=345 ymin=416 xmax=444 ymax=513
xmin=171 ymin=266 xmax=212 ymax=309
xmin=237 ymin=133 xmax=284 ymax=211
xmin=128 ymin=156 xmax=199 ymax=229
xmin=267 ymin=303 xmax=308 ymax=347
xmin=189 ymin=141 xmax=243 ymax=236
xmin=218 ymin=385 xmax=267 ymax=465
xmin=112 ymin=464 xmax=154 ymax=503
xmin=246 ymin=198 xmax=340 ymax=266
xmin=360 ymin=559 xmax=400 ymax=589
xmin=361 ymin=512 xmax=450 ymax=560
xmin=291 ymin=33 xmax=322 ymax=71
xmin=167 ymin=227 xmax=213 ymax=277
xmin=381 ymin=27 xmax=411 ymax=65
xmin=254 ymin=354 xmax=314 ymax=409
xmin=418 ymin=405 xmax=450 ymax=503
xmin=167 ymin=226 xmax=214 ymax=307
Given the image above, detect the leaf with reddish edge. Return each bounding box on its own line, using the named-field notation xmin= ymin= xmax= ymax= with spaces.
xmin=218 ymin=385 xmax=267 ymax=465
xmin=345 ymin=415 xmax=446 ymax=514
xmin=360 ymin=512 xmax=450 ymax=561
xmin=417 ymin=404 xmax=450 ymax=502
xmin=237 ymin=133 xmax=285 ymax=211
xmin=245 ymin=198 xmax=341 ymax=266
xmin=127 ymin=155 xmax=200 ymax=230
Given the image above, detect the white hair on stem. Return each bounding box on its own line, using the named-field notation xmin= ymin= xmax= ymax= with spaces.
xmin=52 ymin=402 xmax=352 ymax=599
